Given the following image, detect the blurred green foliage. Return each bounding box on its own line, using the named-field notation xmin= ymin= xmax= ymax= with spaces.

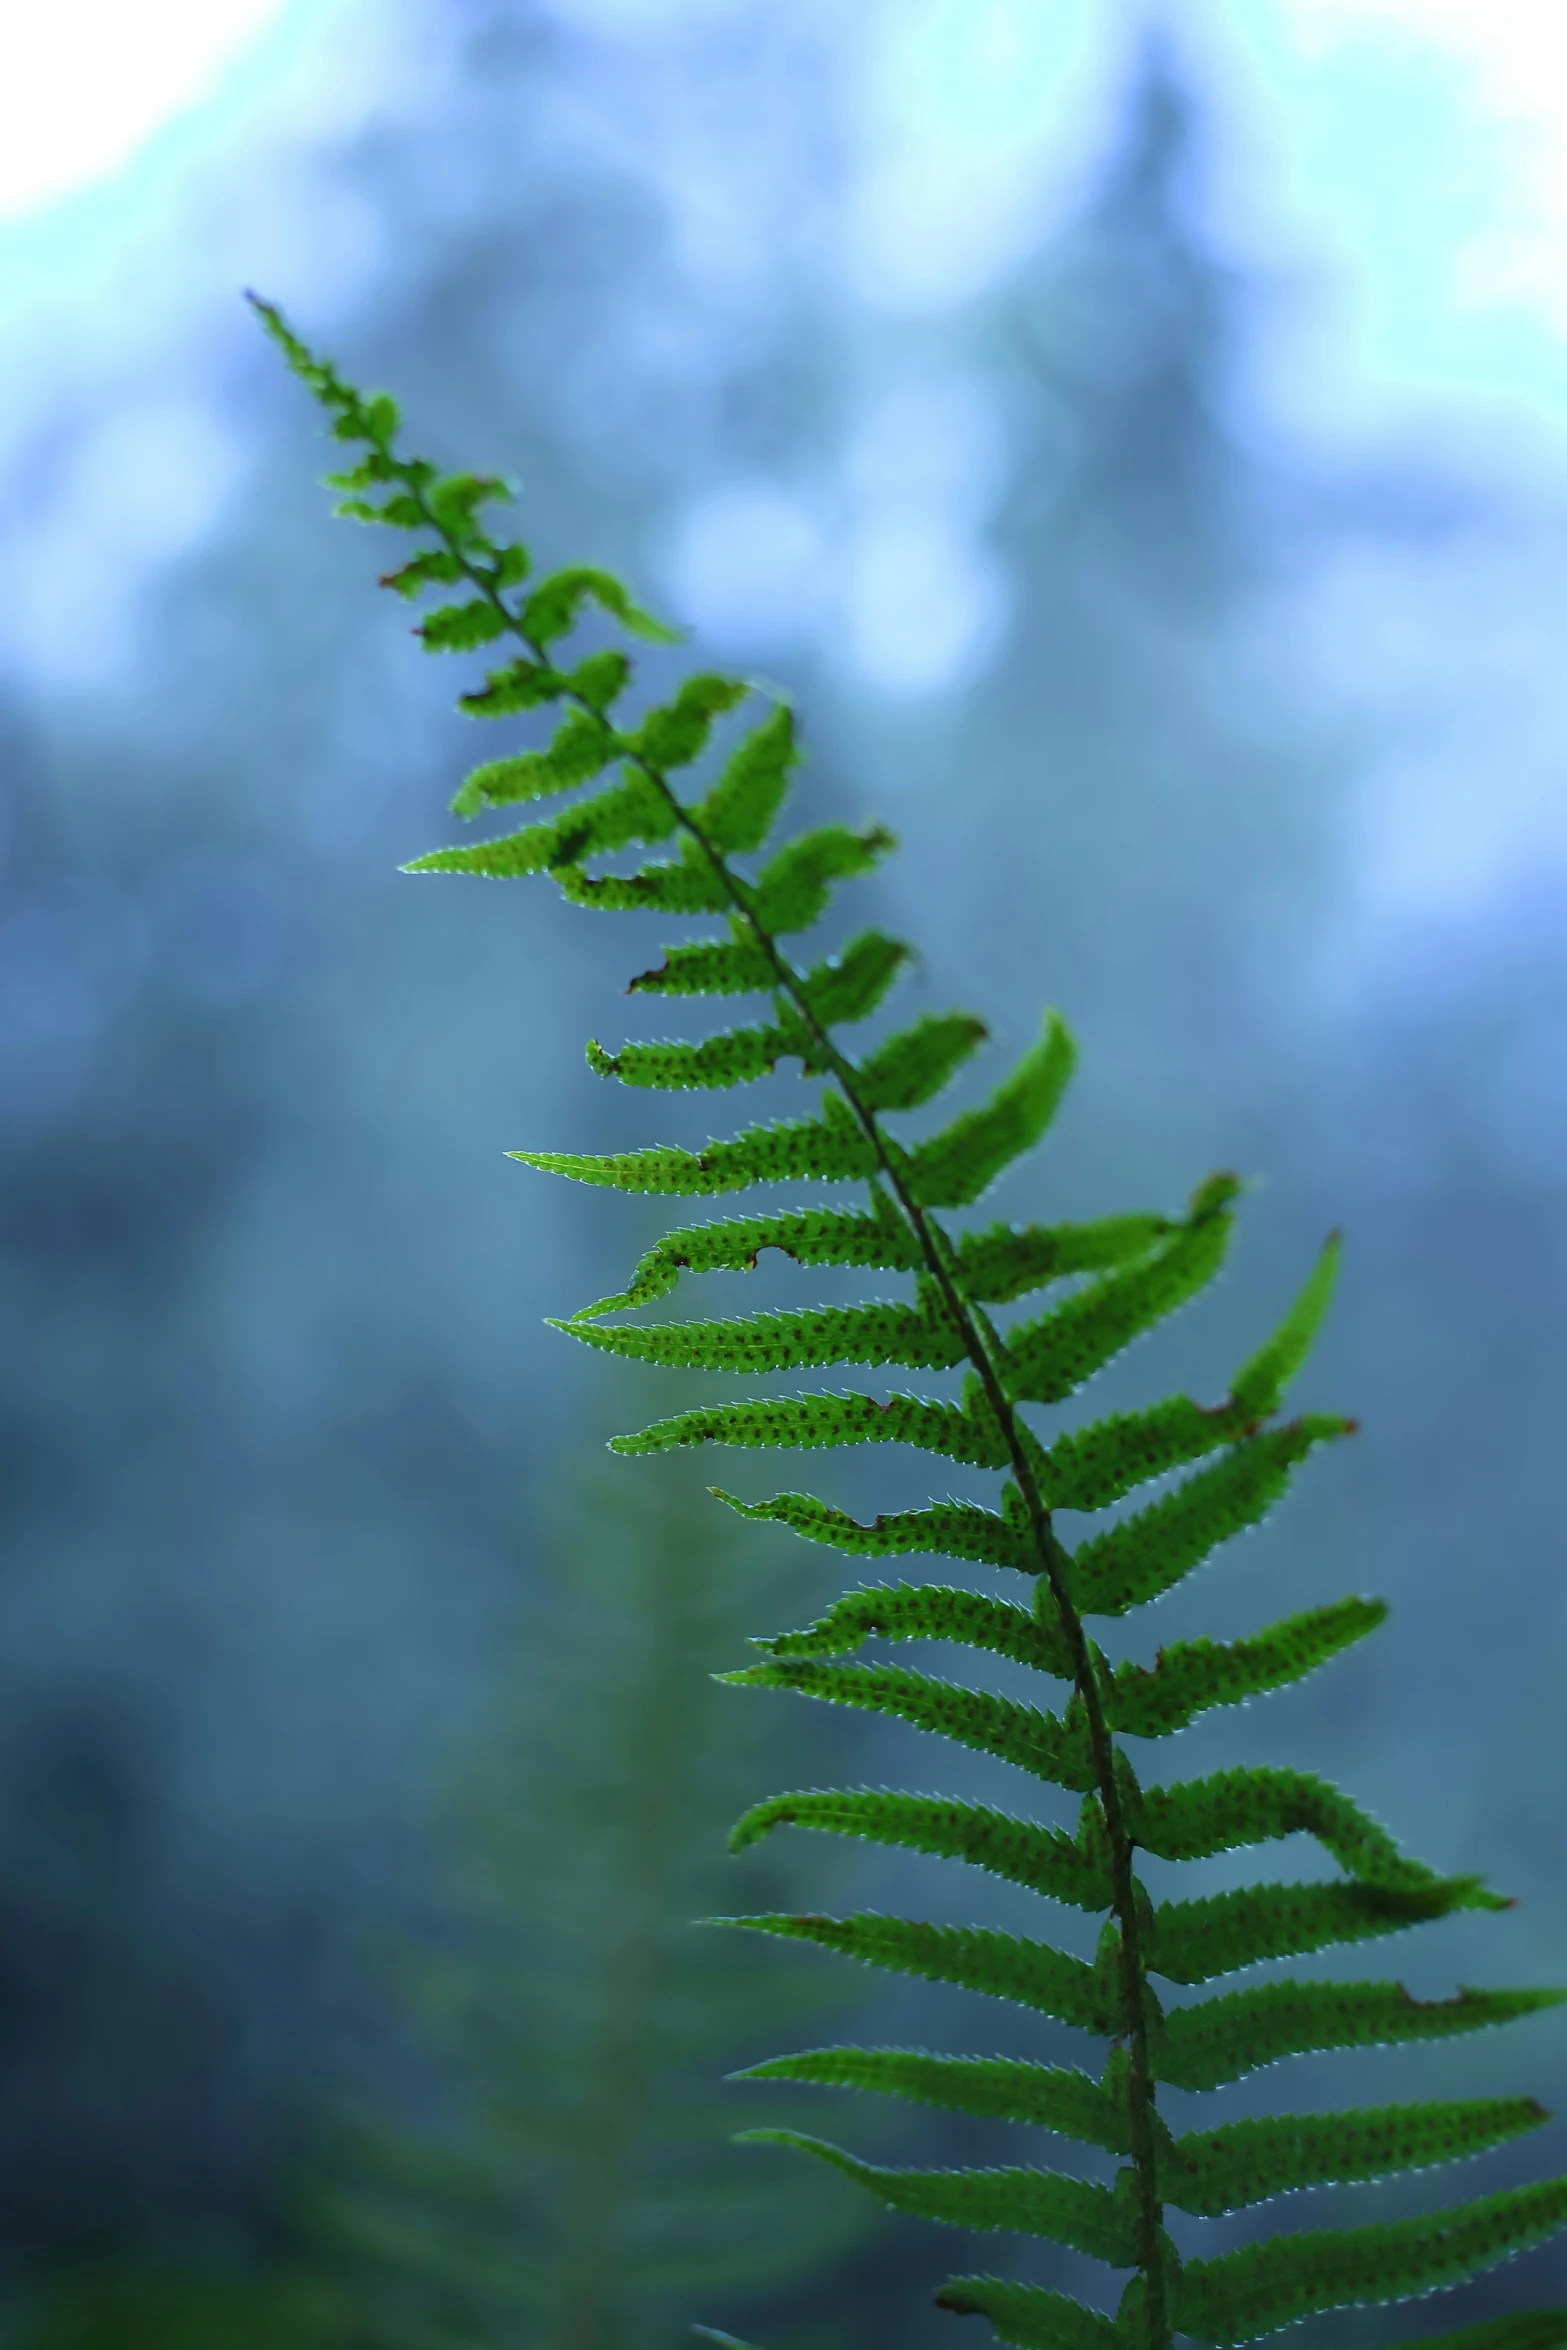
xmin=17 ymin=2263 xmax=347 ymax=2350
xmin=300 ymin=1448 xmax=875 ymax=2350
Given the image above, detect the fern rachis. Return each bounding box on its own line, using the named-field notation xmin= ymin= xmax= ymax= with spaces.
xmin=255 ymin=291 xmax=1567 ymax=2350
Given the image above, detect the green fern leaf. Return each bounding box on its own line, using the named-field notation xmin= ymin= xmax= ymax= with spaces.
xmin=710 ymin=1914 xmax=1118 ymax=2034
xmin=1155 ymin=1979 xmax=1567 ymax=2094
xmin=856 ymin=1013 xmax=989 ymax=1113
xmin=457 ymin=656 xmax=568 ymax=717
xmin=628 ymin=936 xmax=777 ymax=998
xmin=1149 ymin=1874 xmax=1500 ymax=1987
xmin=415 ymin=597 xmax=510 ymax=652
xmin=693 ymin=705 xmax=798 ymax=853
xmin=757 ymin=1580 xmax=1073 ymax=1675
xmin=799 ymin=929 xmax=911 ymax=1025
xmin=1037 ymin=1393 xmax=1250 ymax=1511
xmin=1133 ymin=1762 xmax=1455 ymax=1888
xmin=520 ymin=563 xmax=680 ymax=646
xmin=1037 ymin=1236 xmax=1351 ymax=1509
xmin=624 ymin=925 xmax=910 ymax=1018
xmin=563 ymin=647 xmax=631 ymax=710
xmin=324 ymin=450 xmax=399 ymax=490
xmin=732 ymin=2049 xmax=1126 ymax=2147
xmin=379 ymin=547 xmax=464 ymax=598
xmin=1104 ymin=1596 xmax=1388 ymax=1737
xmin=584 ymin=1019 xmax=817 ymax=1092
xmin=556 ymin=1292 xmax=963 ymax=1376
xmin=905 ymin=1012 xmax=1075 ymax=1207
xmin=622 ymin=672 xmax=750 ymax=769
xmin=737 ymin=2129 xmax=1134 ymax=2261
xmin=730 ymin=1787 xmax=1111 ymax=1907
xmin=932 ymin=2277 xmax=1121 ymax=2348
xmin=425 ymin=471 xmax=513 ymax=544
xmin=1175 ymin=2176 xmax=1567 ymax=2345
xmin=448 ymin=707 xmax=621 ymax=815
xmin=573 ymin=1199 xmax=919 ymax=1318
xmin=609 ymin=1386 xmax=1009 ymax=1466
xmin=711 ymin=1489 xmax=1029 ymax=1570
xmin=412 ymin=774 xmax=675 ymax=876
xmin=1004 ymin=1202 xmax=1234 ymax=1406
xmin=513 ymin=1096 xmax=876 ymax=1196
xmin=750 ymin=825 xmax=896 ymax=935
xmin=330 ymin=489 xmax=428 ymax=527
xmin=955 ymin=1210 xmax=1172 ymax=1304
xmin=1066 ymin=1416 xmax=1354 ymax=1615
xmin=1228 ymin=1230 xmax=1342 ymax=1417
xmin=553 ymin=836 xmax=732 ymax=914
xmin=1165 ymin=2095 xmax=1550 ymax=2218
xmin=720 ymin=1659 xmax=1092 ymax=1788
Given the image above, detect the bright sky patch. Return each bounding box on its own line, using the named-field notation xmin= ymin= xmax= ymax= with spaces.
xmin=2 ymin=0 xmax=292 ymax=221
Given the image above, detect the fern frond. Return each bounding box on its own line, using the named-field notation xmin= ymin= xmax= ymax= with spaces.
xmin=610 ymin=1385 xmax=1009 ymax=1466
xmin=1066 ymin=1415 xmax=1354 ymax=1614
xmin=1132 ymin=1760 xmax=1466 ymax=1887
xmin=954 ymin=1208 xmax=1173 ymax=1303
xmin=1002 ymin=1189 xmax=1236 ymax=1406
xmin=688 ymin=702 xmax=797 ymax=850
xmin=1036 ymin=1393 xmax=1253 ymax=1511
xmin=1103 ymin=1596 xmax=1388 ymax=1736
xmin=757 ymin=1580 xmax=1073 ymax=1674
xmin=1175 ymin=2175 xmax=1567 ymax=2344
xmin=519 ymin=562 xmax=679 ymax=646
xmin=584 ymin=1019 xmax=818 ymax=1093
xmin=513 ymin=1098 xmax=878 ymax=1196
xmin=452 ymin=713 xmax=621 ymax=813
xmin=414 ymin=773 xmax=677 ymax=876
xmin=934 ymin=2276 xmax=1123 ymax=2347
xmin=260 ymin=296 xmax=1567 ymax=2350
xmin=737 ymin=2129 xmax=1135 ymax=2259
xmin=1036 ymin=1235 xmax=1355 ymax=1511
xmin=751 ymin=823 xmax=897 ymax=934
xmin=709 ymin=1913 xmax=1119 ymax=2034
xmin=1164 ymin=2095 xmax=1550 ymax=2217
xmin=629 ymin=937 xmax=776 ymax=998
xmin=1148 ymin=1873 xmax=1501 ymax=1986
xmin=729 ymin=1787 xmax=1112 ymax=1907
xmin=711 ymin=1488 xmax=1029 ymax=1570
xmin=1154 ymin=1979 xmax=1567 ymax=2094
xmin=1228 ymin=1230 xmax=1342 ymax=1415
xmin=555 ymin=1291 xmax=965 ymax=1375
xmin=550 ymin=841 xmax=735 ymax=914
xmin=573 ymin=1197 xmax=919 ymax=1318
xmin=731 ymin=2048 xmax=1126 ymax=2145
xmin=798 ymin=930 xmax=912 ymax=1025
xmin=719 ymin=1658 xmax=1091 ymax=1786
xmin=904 ymin=1013 xmax=1075 ymax=1207
xmin=856 ymin=1012 xmax=989 ymax=1112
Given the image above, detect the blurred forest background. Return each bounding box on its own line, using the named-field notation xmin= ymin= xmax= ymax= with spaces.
xmin=2 ymin=1 xmax=1566 ymax=2344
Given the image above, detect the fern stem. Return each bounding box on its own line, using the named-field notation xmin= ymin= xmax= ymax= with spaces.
xmin=390 ymin=484 xmax=1173 ymax=2345
xmin=646 ymin=824 xmax=1172 ymax=2350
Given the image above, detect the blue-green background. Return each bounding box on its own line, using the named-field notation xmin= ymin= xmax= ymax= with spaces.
xmin=1 ymin=5 xmax=1563 ymax=2342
